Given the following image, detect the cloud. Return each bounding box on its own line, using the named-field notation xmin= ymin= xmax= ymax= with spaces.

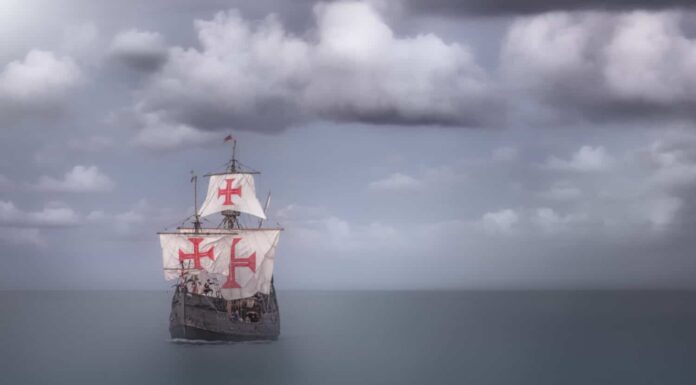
xmin=545 ymin=146 xmax=614 ymax=172
xmin=402 ymin=0 xmax=696 ymax=16
xmin=528 ymin=130 xmax=696 ymax=231
xmin=129 ymin=1 xmax=493 ymax=147
xmin=501 ymin=11 xmax=696 ymax=123
xmin=0 ymin=201 xmax=81 ymax=248
xmin=86 ymin=199 xmax=186 ymax=240
xmin=275 ymin=203 xmax=401 ymax=252
xmin=0 ymin=50 xmax=82 ymax=122
xmin=110 ymin=29 xmax=167 ymax=71
xmin=132 ymin=111 xmax=221 ymax=151
xmin=0 ymin=201 xmax=80 ymax=228
xmin=481 ymin=209 xmax=519 ymax=233
xmin=368 ymin=172 xmax=422 ymax=191
xmin=34 ymin=165 xmax=115 ymax=192
xmin=532 ymin=207 xmax=586 ymax=233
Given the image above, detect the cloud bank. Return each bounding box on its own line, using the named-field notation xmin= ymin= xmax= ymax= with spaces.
xmin=129 ymin=1 xmax=494 ymax=149
xmin=502 ymin=10 xmax=696 ymax=123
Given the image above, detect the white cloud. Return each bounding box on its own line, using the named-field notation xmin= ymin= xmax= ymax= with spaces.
xmin=532 ymin=207 xmax=585 ymax=233
xmin=110 ymin=29 xmax=167 ymax=71
xmin=34 ymin=165 xmax=115 ymax=192
xmin=0 ymin=200 xmax=90 ymax=248
xmin=545 ymin=146 xmax=613 ymax=172
xmin=129 ymin=1 xmax=492 ymax=148
xmin=482 ymin=209 xmax=519 ymax=233
xmin=0 ymin=50 xmax=82 ymax=120
xmin=0 ymin=200 xmax=80 ymax=227
xmin=646 ymin=139 xmax=696 ymax=187
xmin=275 ymin=203 xmax=401 ymax=252
xmin=602 ymin=12 xmax=696 ymax=104
xmin=368 ymin=172 xmax=422 ymax=191
xmin=502 ymin=11 xmax=696 ymax=121
xmin=86 ymin=199 xmax=184 ymax=239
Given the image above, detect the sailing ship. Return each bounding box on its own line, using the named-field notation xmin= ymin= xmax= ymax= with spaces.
xmin=158 ymin=139 xmax=282 ymax=341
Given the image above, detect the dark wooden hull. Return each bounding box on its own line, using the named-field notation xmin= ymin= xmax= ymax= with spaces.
xmin=169 ymin=285 xmax=280 ymax=342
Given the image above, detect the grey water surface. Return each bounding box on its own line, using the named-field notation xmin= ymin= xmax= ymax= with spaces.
xmin=1 ymin=290 xmax=695 ymax=384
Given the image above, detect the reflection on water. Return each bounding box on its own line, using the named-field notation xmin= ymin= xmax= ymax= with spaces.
xmin=1 ymin=290 xmax=696 ymax=384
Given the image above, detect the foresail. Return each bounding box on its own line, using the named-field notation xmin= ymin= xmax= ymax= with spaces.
xmin=159 ymin=230 xmax=281 ymax=300
xmin=198 ymin=174 xmax=266 ymax=219
xmin=160 ymin=233 xmax=228 ymax=280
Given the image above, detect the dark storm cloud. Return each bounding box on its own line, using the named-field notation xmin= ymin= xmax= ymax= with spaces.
xmin=404 ymin=0 xmax=696 ymax=16
xmin=109 ymin=29 xmax=168 ymax=72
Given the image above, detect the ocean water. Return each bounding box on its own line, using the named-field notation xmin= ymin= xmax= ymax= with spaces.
xmin=1 ymin=290 xmax=696 ymax=385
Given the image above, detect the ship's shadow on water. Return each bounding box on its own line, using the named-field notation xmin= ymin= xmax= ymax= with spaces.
xmin=2 ymin=289 xmax=696 ymax=385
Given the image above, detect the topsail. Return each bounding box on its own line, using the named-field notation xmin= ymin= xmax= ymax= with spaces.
xmin=198 ymin=173 xmax=266 ymax=219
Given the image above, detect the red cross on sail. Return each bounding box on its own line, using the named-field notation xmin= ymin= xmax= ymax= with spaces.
xmin=178 ymin=237 xmax=215 ymax=269
xmin=198 ymin=174 xmax=266 ymax=219
xmin=218 ymin=178 xmax=242 ymax=205
xmin=223 ymin=238 xmax=256 ymax=288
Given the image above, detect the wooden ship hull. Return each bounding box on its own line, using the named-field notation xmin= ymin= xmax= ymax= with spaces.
xmin=169 ymin=283 xmax=280 ymax=342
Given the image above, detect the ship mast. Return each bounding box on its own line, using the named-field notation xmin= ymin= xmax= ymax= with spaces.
xmin=222 ymin=138 xmax=241 ymax=230
xmin=191 ymin=172 xmax=201 ymax=232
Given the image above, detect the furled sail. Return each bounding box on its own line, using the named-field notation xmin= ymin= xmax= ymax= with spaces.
xmin=198 ymin=174 xmax=266 ymax=219
xmin=159 ymin=229 xmax=280 ymax=300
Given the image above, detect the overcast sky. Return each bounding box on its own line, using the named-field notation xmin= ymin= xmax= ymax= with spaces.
xmin=2 ymin=0 xmax=696 ymax=290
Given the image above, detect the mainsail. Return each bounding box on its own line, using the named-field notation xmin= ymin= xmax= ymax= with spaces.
xmin=160 ymin=229 xmax=280 ymax=300
xmin=198 ymin=173 xmax=266 ymax=219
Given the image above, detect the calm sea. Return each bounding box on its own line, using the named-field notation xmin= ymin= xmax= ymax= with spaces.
xmin=1 ymin=290 xmax=695 ymax=384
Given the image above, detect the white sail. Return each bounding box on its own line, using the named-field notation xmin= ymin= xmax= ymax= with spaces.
xmin=159 ymin=229 xmax=280 ymax=300
xmin=160 ymin=233 xmax=226 ymax=280
xmin=198 ymin=174 xmax=266 ymax=219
